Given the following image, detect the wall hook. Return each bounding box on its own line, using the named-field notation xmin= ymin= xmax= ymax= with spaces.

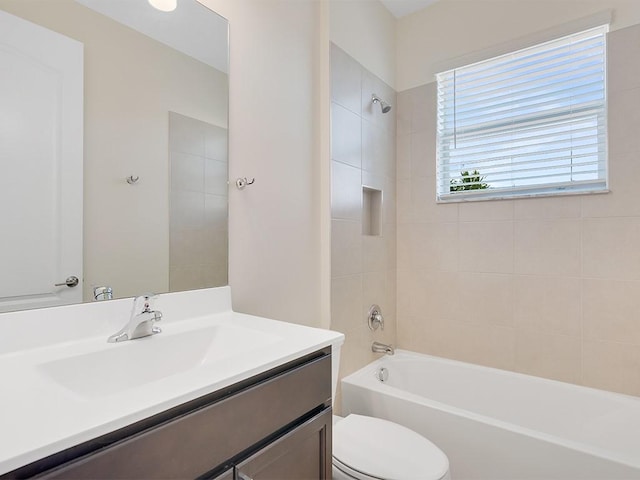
xmin=235 ymin=177 xmax=255 ymax=190
xmin=126 ymin=175 xmax=140 ymax=185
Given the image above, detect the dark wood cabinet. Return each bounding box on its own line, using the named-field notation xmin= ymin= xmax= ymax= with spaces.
xmin=4 ymin=348 xmax=332 ymax=480
xmin=235 ymin=409 xmax=331 ymax=480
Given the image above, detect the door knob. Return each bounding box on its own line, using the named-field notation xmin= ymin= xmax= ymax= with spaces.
xmin=55 ymin=276 xmax=79 ymax=287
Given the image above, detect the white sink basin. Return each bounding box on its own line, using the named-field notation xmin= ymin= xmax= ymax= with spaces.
xmin=38 ymin=324 xmax=281 ymax=398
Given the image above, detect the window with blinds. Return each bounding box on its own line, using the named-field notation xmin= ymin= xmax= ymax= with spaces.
xmin=436 ymin=25 xmax=608 ymax=201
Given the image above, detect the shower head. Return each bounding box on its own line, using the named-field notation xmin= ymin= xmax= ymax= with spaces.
xmin=372 ymin=94 xmax=392 ymax=114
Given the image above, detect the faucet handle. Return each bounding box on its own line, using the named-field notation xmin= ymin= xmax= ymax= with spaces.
xmin=129 ymin=293 xmax=160 ymax=318
xmin=368 ymin=304 xmax=384 ymax=331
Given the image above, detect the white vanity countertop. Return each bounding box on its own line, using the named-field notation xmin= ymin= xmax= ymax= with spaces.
xmin=0 ymin=287 xmax=344 ymax=475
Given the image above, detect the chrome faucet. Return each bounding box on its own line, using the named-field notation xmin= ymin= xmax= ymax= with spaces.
xmin=372 ymin=341 xmax=394 ymax=356
xmin=107 ymin=294 xmax=162 ymax=343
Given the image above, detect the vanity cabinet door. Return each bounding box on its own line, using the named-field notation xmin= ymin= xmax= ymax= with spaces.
xmin=211 ymin=468 xmax=234 ymax=480
xmin=235 ymin=408 xmax=332 ymax=480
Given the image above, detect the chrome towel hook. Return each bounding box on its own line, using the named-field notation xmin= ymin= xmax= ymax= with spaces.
xmin=235 ymin=177 xmax=255 ymax=190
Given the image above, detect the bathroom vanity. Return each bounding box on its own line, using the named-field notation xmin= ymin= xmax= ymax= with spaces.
xmin=0 ymin=287 xmax=342 ymax=479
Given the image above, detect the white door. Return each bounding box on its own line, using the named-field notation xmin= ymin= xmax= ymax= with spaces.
xmin=0 ymin=10 xmax=83 ymax=312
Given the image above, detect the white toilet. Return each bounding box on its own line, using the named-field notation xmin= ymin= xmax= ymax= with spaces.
xmin=331 ymin=342 xmax=451 ymax=480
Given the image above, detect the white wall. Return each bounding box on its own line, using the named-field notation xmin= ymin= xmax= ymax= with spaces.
xmin=397 ymin=0 xmax=640 ymax=91
xmin=200 ymin=0 xmax=327 ymax=328
xmin=330 ymin=0 xmax=397 ymax=90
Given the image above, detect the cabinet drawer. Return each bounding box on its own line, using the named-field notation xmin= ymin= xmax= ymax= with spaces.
xmin=236 ymin=408 xmax=332 ymax=480
xmin=39 ymin=354 xmax=331 ymax=479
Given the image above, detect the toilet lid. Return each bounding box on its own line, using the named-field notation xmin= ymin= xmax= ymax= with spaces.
xmin=333 ymin=414 xmax=449 ymax=480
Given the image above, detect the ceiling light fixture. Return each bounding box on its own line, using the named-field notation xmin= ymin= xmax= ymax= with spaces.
xmin=148 ymin=0 xmax=177 ymax=12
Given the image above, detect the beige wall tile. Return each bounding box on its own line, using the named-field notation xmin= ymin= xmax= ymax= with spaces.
xmin=396 ymin=223 xmax=411 ymax=271
xmin=607 ymin=24 xmax=640 ymax=94
xmin=397 ymin=90 xmax=412 ymax=136
xmin=396 ymin=267 xmax=413 ymax=321
xmin=514 ymin=275 xmax=581 ymax=337
xmin=331 ymin=219 xmax=362 ymax=277
xmin=396 ymin=90 xmax=413 ymax=136
xmin=170 ymin=191 xmax=204 ymax=228
xmin=204 ymin=124 xmax=228 ymax=162
xmin=411 ymin=176 xmax=458 ymax=223
xmin=409 ymin=222 xmax=459 ymax=272
xmin=583 ymin=340 xmax=640 ymax=397
xmin=386 ymin=225 xmax=397 ymax=270
xmin=203 ymin=266 xmax=227 ymax=288
xmin=459 ymin=221 xmax=514 ymax=273
xmin=607 ymin=87 xmax=640 ymax=158
xmin=514 ymin=196 xmax=581 ymax=220
xmin=396 ymin=313 xmax=432 ymax=353
xmin=397 ymin=134 xmax=411 ymax=179
xmin=410 ymin=82 xmax=436 ymax=134
xmin=397 ymin=178 xmax=413 ymax=224
xmin=410 ymin=130 xmax=436 ymax=178
xmin=515 ymin=329 xmax=582 ymax=384
xmin=170 ymin=152 xmax=204 ymax=193
xmin=204 ymin=194 xmax=227 ymax=230
xmin=428 ymin=317 xmax=516 ymax=371
xmin=409 ymin=270 xmax=459 ymax=322
xmin=582 ymin=153 xmax=640 ymax=218
xmin=363 ymin=234 xmax=387 ymax=273
xmin=330 ymin=43 xmax=361 ymax=115
xmin=169 ymin=112 xmax=206 ymax=157
xmin=583 ymin=217 xmax=640 ymax=280
xmin=331 ymin=103 xmax=362 ymax=168
xmin=203 ymin=227 xmax=228 ymax=266
xmin=169 ymin=266 xmax=205 ymax=292
xmin=204 ymin=159 xmax=228 ymax=196
xmin=170 ymin=228 xmax=204 ymax=267
xmin=362 ymin=120 xmax=385 ymax=176
xmin=330 ymin=274 xmax=363 ymax=336
xmin=514 ymin=219 xmax=580 ymax=276
xmin=458 ymin=273 xmax=514 ymax=327
xmin=331 ymin=160 xmax=362 ymax=221
xmin=383 ymin=176 xmax=397 ymax=225
xmin=583 ymin=278 xmax=640 ymax=345
xmin=459 ymin=200 xmax=514 ymax=222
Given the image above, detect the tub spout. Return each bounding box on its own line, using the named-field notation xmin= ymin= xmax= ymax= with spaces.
xmin=372 ymin=341 xmax=394 ymax=355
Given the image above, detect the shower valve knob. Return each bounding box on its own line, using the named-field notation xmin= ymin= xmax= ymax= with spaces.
xmin=368 ymin=304 xmax=384 ymax=331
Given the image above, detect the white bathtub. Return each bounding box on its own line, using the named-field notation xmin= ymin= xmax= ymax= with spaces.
xmin=341 ymin=350 xmax=640 ymax=480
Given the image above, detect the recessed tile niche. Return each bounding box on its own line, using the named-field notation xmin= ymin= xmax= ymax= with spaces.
xmin=362 ymin=186 xmax=382 ymax=236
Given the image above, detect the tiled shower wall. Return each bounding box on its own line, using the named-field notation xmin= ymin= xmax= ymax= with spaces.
xmin=169 ymin=112 xmax=228 ymax=292
xmin=396 ymin=24 xmax=640 ymax=397
xmin=330 ymin=44 xmax=397 ymax=399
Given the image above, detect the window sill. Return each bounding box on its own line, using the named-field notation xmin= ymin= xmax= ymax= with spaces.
xmin=436 ymin=187 xmax=610 ymax=204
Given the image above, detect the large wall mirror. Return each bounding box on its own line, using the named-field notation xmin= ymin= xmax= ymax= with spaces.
xmin=0 ymin=0 xmax=229 ymax=313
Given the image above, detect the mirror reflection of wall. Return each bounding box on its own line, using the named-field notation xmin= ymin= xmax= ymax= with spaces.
xmin=169 ymin=112 xmax=228 ymax=292
xmin=0 ymin=0 xmax=229 ymax=312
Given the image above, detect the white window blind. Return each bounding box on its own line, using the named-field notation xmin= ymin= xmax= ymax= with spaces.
xmin=436 ymin=25 xmax=608 ymax=201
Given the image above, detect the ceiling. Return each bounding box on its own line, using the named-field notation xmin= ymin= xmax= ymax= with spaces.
xmin=379 ymin=0 xmax=440 ymax=18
